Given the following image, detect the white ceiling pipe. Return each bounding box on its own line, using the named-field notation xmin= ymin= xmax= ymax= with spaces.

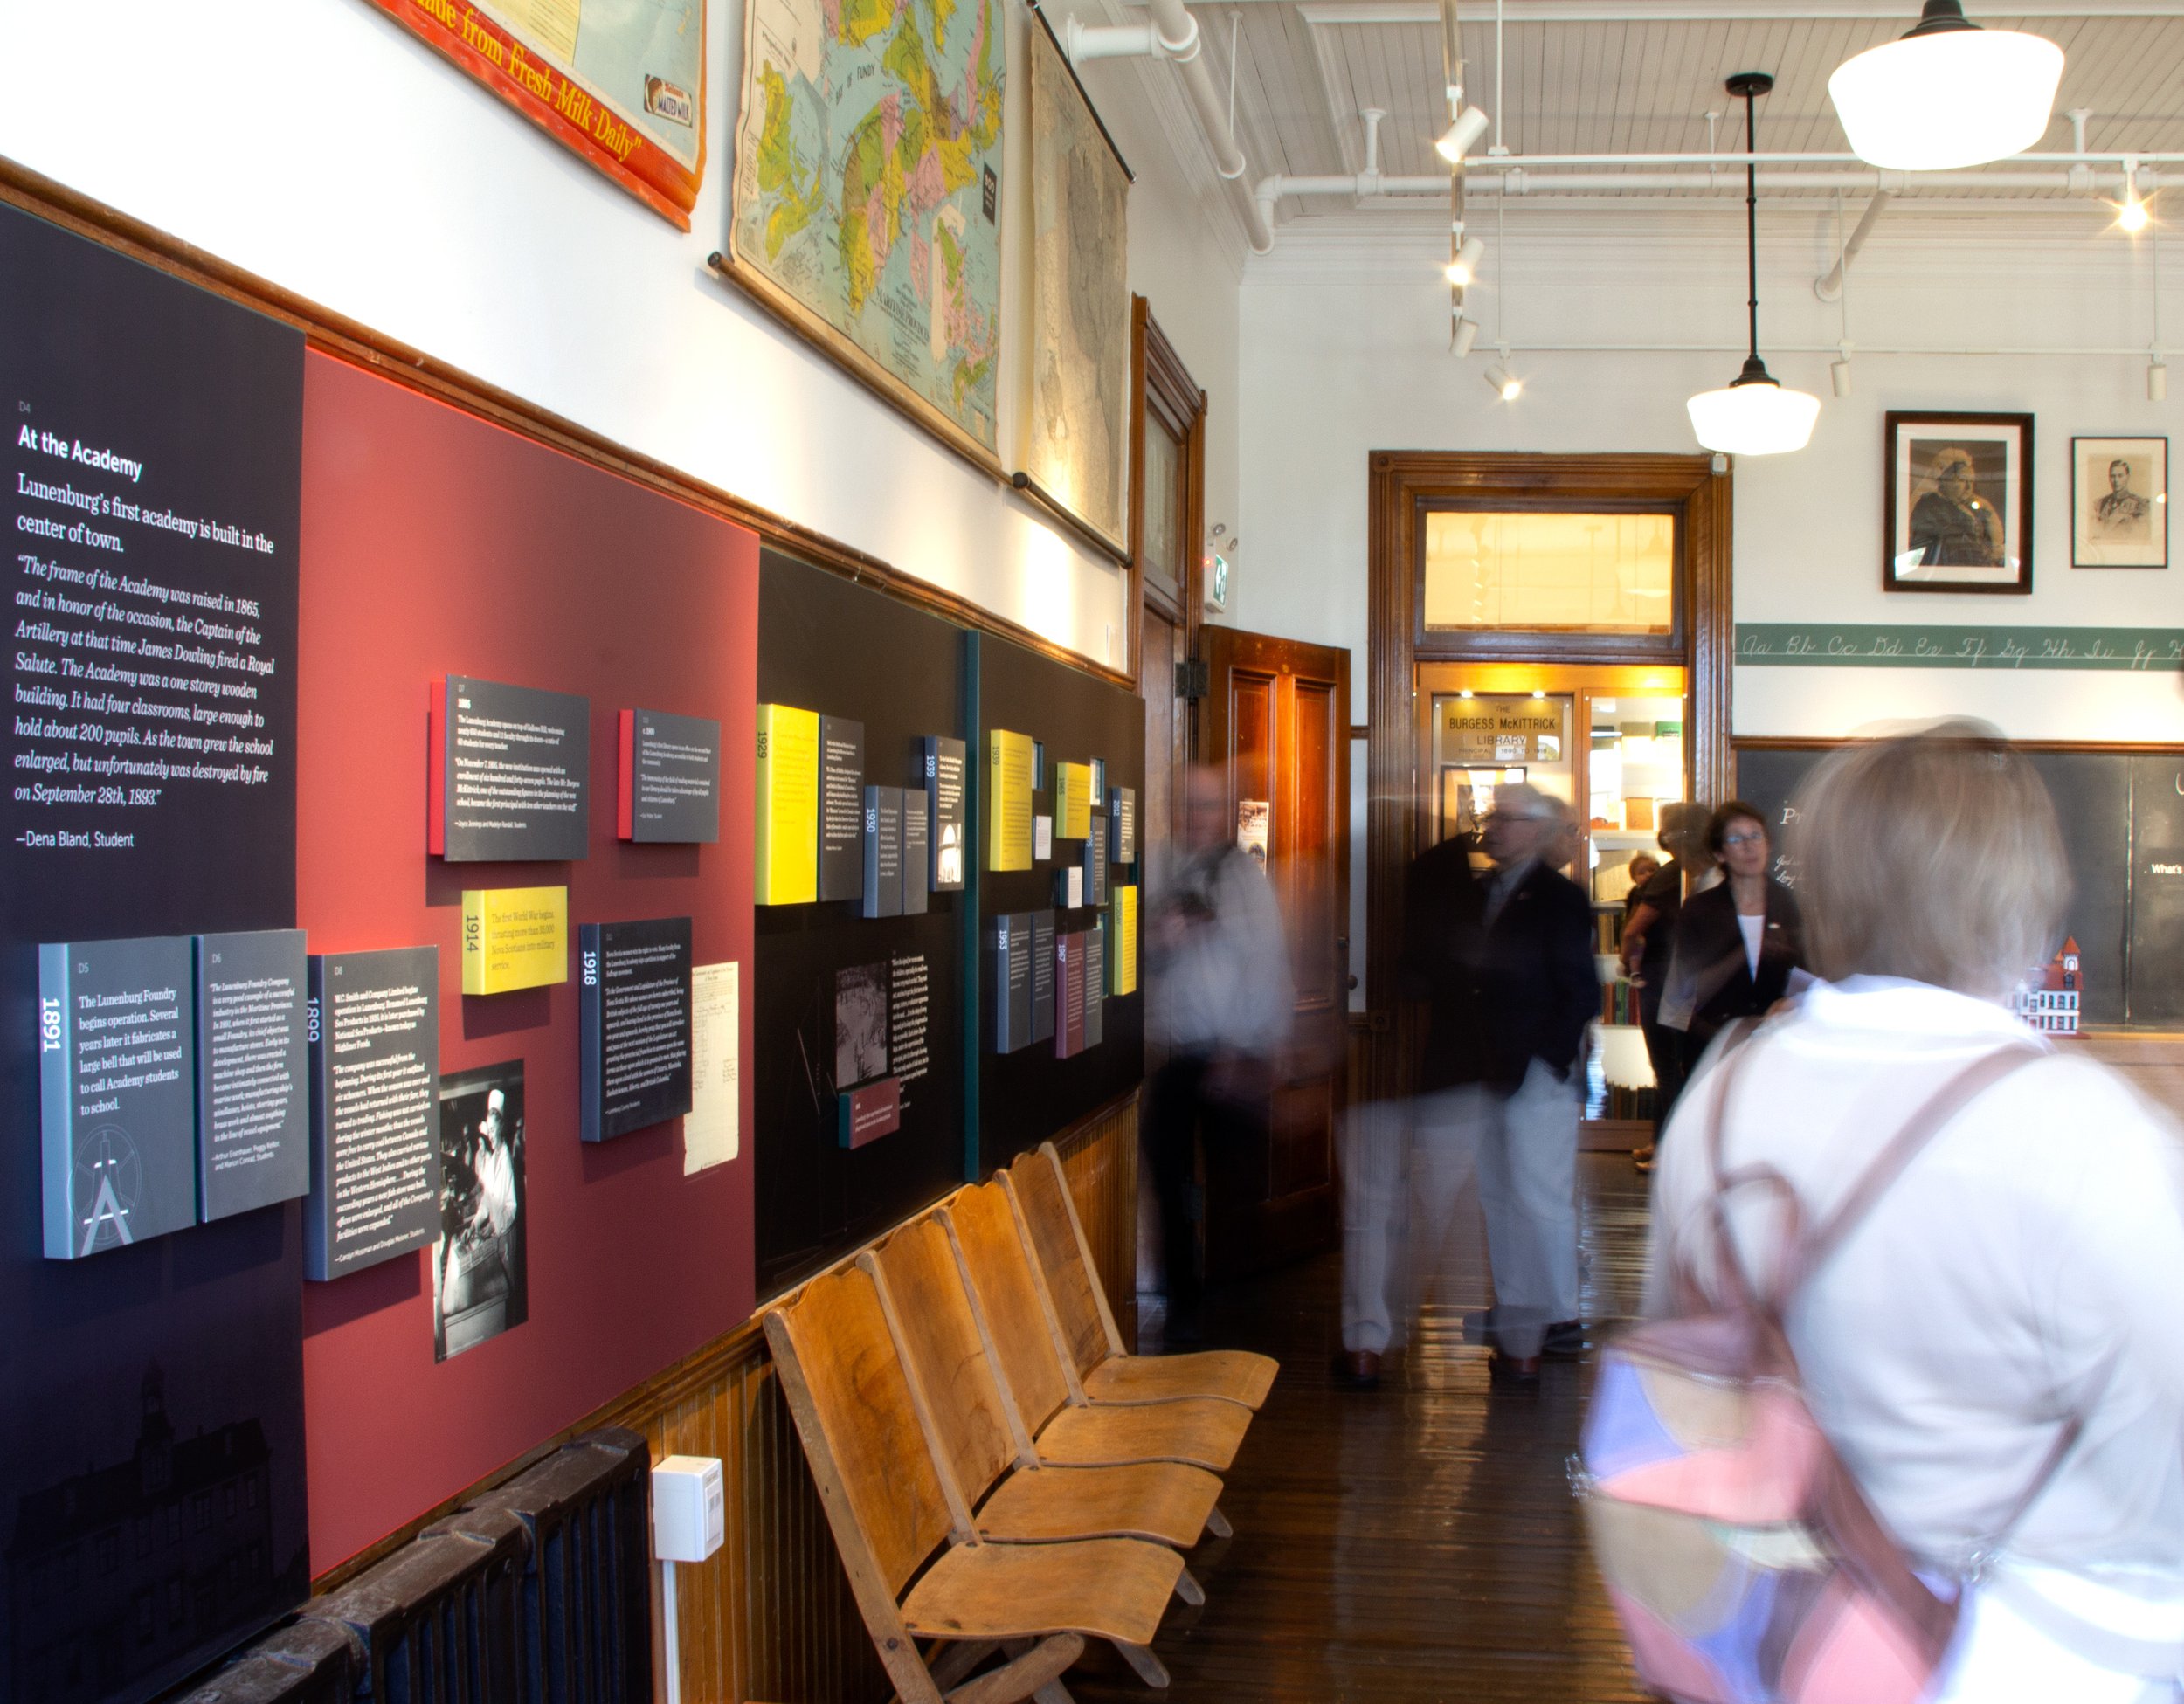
xmin=1814 ymin=190 xmax=1892 ymax=301
xmin=1255 ymin=166 xmax=2160 ymax=199
xmin=1064 ymin=5 xmax=1277 ymax=253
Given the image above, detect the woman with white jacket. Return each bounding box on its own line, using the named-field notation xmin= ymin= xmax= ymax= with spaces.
xmin=1645 ymin=722 xmax=2184 ymax=1702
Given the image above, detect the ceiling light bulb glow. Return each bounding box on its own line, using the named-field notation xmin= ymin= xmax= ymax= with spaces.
xmin=1435 ymin=106 xmax=1491 ymax=166
xmin=1444 ymin=235 xmax=1487 ymax=287
xmin=1483 ymin=362 xmax=1521 ymax=401
xmin=1828 ymin=6 xmax=2063 ymax=171
xmin=1687 ymin=373 xmax=1821 ymax=457
xmin=2118 ymin=189 xmax=2151 ymax=233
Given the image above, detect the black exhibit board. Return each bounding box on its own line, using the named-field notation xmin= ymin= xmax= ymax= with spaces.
xmin=430 ymin=675 xmax=591 ymax=861
xmin=753 ymin=550 xmax=967 ymax=1297
xmin=2 ymin=204 xmax=312 ymax=1695
xmin=577 ymin=916 xmax=695 ymax=1142
xmin=305 ymin=947 xmax=443 ymax=1281
xmin=1734 ymin=743 xmax=2182 ymax=1027
xmin=618 ymin=707 xmax=721 ymax=843
xmin=975 ymin=631 xmax=1144 ymax=1171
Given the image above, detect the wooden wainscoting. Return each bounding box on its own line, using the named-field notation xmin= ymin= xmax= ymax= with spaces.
xmin=598 ymin=1093 xmax=1141 ymax=1704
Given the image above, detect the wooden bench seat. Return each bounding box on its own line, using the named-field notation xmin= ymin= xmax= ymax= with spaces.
xmin=763 ymin=1260 xmax=1184 ymax=1702
xmin=863 ymin=1218 xmax=1225 ymax=1555
xmin=1006 ymin=1144 xmax=1278 ymax=1410
xmin=943 ymin=1183 xmax=1254 ymax=1476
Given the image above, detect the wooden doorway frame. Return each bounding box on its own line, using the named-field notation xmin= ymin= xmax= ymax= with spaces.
xmin=1363 ymin=452 xmax=1733 ymax=1097
xmin=1128 ymin=298 xmax=1206 ymax=697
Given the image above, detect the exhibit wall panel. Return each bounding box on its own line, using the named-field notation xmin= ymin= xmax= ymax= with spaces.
xmin=752 ymin=551 xmax=971 ymax=1299
xmin=296 ymin=352 xmax=759 ymax=1570
xmin=0 ymin=0 xmax=1247 ymax=673
xmin=977 ymin=634 xmax=1148 ymax=1171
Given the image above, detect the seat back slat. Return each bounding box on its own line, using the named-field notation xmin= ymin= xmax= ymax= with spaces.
xmin=943 ymin=1184 xmax=1075 ymax=1434
xmin=1005 ymin=1152 xmax=1116 ymax=1380
xmin=764 ymin=1266 xmax=957 ymax=1602
xmin=868 ymin=1218 xmax=1026 ymax=1507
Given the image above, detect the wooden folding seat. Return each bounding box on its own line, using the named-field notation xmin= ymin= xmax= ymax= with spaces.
xmin=861 ymin=1217 xmax=1223 ymax=1578
xmin=943 ymin=1183 xmax=1253 ymax=1477
xmin=1006 ymin=1143 xmax=1278 ymax=1410
xmin=763 ymin=1264 xmax=1184 ymax=1703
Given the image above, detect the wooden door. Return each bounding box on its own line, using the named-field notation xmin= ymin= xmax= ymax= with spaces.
xmin=1199 ymin=625 xmax=1351 ymax=1278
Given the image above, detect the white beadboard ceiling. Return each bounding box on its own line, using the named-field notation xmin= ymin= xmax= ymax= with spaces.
xmin=1175 ymin=3 xmax=2184 ymax=225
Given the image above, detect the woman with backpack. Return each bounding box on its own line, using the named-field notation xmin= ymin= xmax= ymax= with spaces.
xmin=1622 ymin=724 xmax=2184 ymax=1702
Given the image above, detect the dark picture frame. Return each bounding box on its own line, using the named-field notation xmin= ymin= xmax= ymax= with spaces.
xmin=2072 ymin=436 xmax=2169 ymax=569
xmin=1883 ymin=410 xmax=2034 ymax=595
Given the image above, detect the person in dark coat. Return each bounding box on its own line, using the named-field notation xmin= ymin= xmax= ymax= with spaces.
xmin=1619 ymin=802 xmax=1713 ymax=1171
xmin=1664 ymin=800 xmax=1807 ymax=1072
xmin=1338 ymin=783 xmax=1597 ymax=1383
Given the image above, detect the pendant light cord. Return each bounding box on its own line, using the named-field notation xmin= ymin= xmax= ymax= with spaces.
xmin=1745 ymin=85 xmax=1760 ymax=370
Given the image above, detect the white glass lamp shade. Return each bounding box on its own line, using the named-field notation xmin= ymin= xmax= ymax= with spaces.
xmin=1687 ymin=374 xmax=1820 ymax=457
xmin=1828 ymin=23 xmax=2063 ymax=170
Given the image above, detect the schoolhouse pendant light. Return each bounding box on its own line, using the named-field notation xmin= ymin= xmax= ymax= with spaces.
xmin=1828 ymin=1 xmax=2063 ymax=172
xmin=1688 ymin=74 xmax=1819 ymax=459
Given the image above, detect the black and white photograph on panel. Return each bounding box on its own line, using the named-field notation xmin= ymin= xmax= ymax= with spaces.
xmin=432 ymin=1062 xmax=529 ymax=1362
xmin=835 ymin=962 xmax=890 ymax=1088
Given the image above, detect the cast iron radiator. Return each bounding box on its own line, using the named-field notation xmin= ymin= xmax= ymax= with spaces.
xmin=177 ymin=1429 xmax=653 ymax=1704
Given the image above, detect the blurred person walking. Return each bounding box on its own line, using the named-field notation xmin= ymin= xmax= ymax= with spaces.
xmin=1144 ymin=764 xmax=1294 ymax=1345
xmin=1645 ymin=724 xmax=2184 ymax=1701
xmin=1470 ymin=786 xmax=1600 ymax=1377
xmin=1662 ymin=799 xmax=1807 ymax=1071
xmin=1335 ymin=822 xmax=1486 ymax=1389
xmin=1619 ymin=802 xmax=1712 ymax=1170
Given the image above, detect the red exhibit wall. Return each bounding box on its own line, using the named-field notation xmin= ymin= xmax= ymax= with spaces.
xmin=296 ymin=352 xmax=757 ymax=1569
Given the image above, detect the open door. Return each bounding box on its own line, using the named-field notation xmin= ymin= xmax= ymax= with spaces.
xmin=1199 ymin=625 xmax=1351 ymax=1278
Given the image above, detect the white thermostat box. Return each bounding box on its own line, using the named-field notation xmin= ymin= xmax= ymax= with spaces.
xmin=652 ymin=1455 xmax=724 ymax=1563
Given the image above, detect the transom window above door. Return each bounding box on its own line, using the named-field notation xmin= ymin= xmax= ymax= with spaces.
xmin=1422 ymin=510 xmax=1676 ymax=637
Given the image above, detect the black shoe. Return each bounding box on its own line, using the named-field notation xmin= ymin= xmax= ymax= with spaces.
xmin=1488 ymin=1349 xmax=1541 ymax=1384
xmin=1543 ymin=1319 xmax=1587 ymax=1360
xmin=1330 ymin=1350 xmax=1381 ymax=1390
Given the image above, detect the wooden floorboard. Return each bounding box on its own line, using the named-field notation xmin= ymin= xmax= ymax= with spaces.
xmin=1069 ymin=1154 xmax=1652 ymax=1703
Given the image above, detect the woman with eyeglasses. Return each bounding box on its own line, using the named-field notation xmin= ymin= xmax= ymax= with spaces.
xmin=1662 ymin=800 xmax=1807 ymax=1076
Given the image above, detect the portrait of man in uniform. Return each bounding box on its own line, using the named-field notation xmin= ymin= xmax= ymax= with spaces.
xmin=2074 ymin=437 xmax=2169 ymax=569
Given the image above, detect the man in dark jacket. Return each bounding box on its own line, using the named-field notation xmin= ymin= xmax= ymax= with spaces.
xmin=1337 ymin=784 xmax=1596 ymax=1384
xmin=1465 ymin=784 xmax=1598 ymax=1376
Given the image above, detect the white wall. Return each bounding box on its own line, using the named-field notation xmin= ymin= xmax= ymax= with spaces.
xmin=1234 ymin=204 xmax=2180 ymax=1004
xmin=1237 ymin=205 xmax=2182 ymax=738
xmin=0 ymin=0 xmax=1241 ymax=667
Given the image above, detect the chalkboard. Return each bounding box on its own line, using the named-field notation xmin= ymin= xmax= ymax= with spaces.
xmin=976 ymin=632 xmax=1146 ymax=1170
xmin=1733 ymin=743 xmax=2184 ymax=1028
xmin=754 ymin=552 xmax=968 ymax=1297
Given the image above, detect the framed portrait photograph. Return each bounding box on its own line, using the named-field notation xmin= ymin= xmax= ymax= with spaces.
xmin=1883 ymin=411 xmax=2034 ymax=594
xmin=2072 ymin=437 xmax=2168 ymax=569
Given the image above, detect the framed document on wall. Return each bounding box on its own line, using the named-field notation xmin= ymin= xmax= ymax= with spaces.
xmin=2073 ymin=437 xmax=2168 ymax=569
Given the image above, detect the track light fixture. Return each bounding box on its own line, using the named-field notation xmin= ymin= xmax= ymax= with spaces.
xmin=1435 ymin=105 xmax=1491 ymax=167
xmin=1484 ymin=361 xmax=1521 ymax=402
xmin=1452 ymin=314 xmax=1480 ymax=359
xmin=2118 ymin=169 xmax=2151 ymax=233
xmin=1446 ymin=235 xmax=1487 ymax=287
xmin=2153 ymin=356 xmax=2170 ymax=404
xmin=1828 ymin=1 xmax=2063 ymax=172
xmin=1687 ymin=74 xmax=1820 ymax=459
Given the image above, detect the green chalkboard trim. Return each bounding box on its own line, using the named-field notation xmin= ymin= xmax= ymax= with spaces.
xmin=1736 ymin=624 xmax=2184 ymax=671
